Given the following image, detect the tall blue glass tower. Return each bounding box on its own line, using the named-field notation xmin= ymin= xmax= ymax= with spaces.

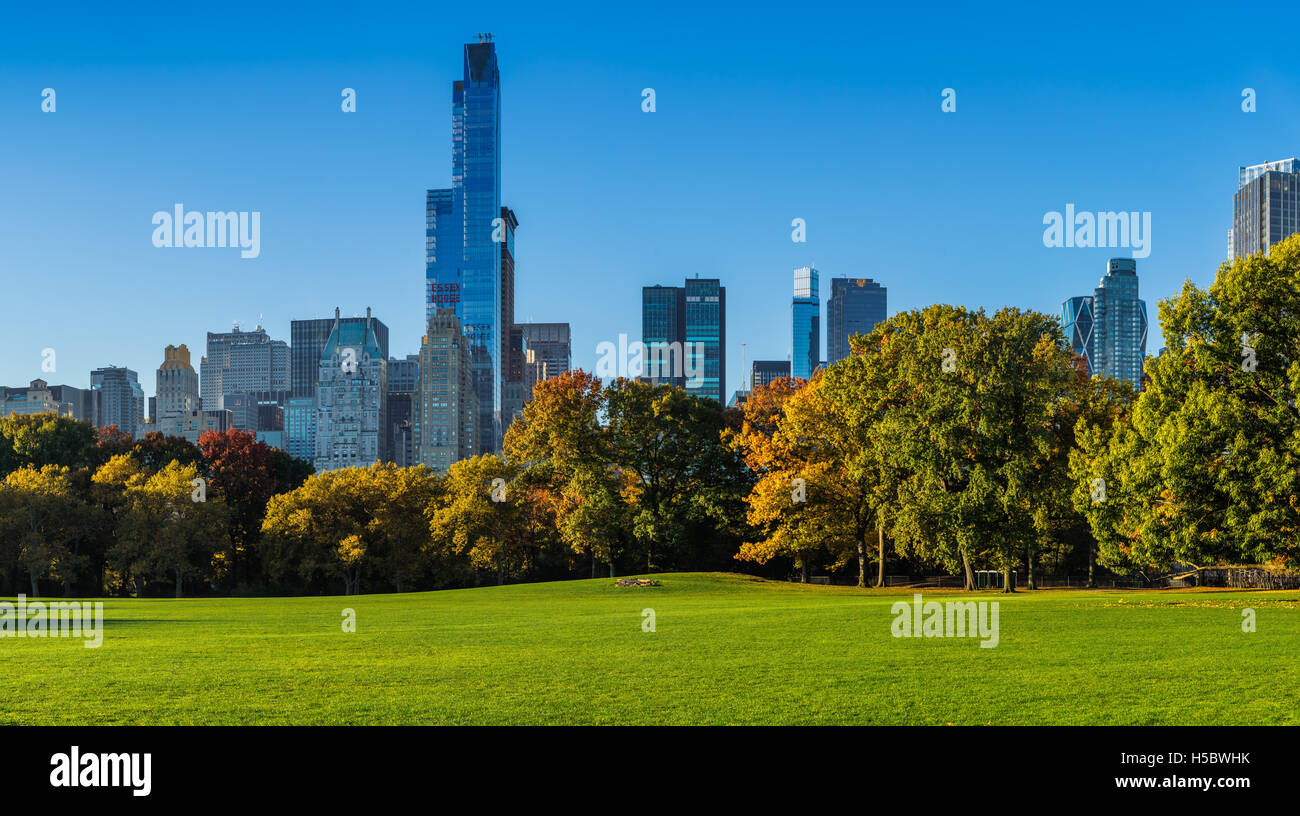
xmin=1062 ymin=258 xmax=1148 ymax=388
xmin=791 ymin=266 xmax=820 ymax=380
xmin=427 ymin=39 xmax=502 ymax=455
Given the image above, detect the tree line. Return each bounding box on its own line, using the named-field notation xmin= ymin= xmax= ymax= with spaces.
xmin=4 ymin=239 xmax=1297 ymax=596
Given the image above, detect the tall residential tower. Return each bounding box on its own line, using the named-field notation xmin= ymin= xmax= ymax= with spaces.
xmin=791 ymin=266 xmax=820 ymax=379
xmin=426 ymin=39 xmax=507 ymax=455
xmin=1232 ymin=158 xmax=1300 ymax=260
xmin=1063 ymin=258 xmax=1148 ymax=388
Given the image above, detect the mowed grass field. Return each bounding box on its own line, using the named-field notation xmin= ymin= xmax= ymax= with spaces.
xmin=2 ymin=572 xmax=1297 ymax=725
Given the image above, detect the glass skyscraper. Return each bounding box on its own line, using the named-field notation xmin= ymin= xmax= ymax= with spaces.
xmin=684 ymin=278 xmax=725 ymax=402
xmin=1062 ymin=296 xmax=1095 ymax=374
xmin=427 ymin=40 xmax=503 ymax=455
xmin=1232 ymin=158 xmax=1300 ymax=260
xmin=642 ymin=285 xmax=684 ymax=388
xmin=826 ymin=277 xmax=887 ymax=365
xmin=1062 ymin=258 xmax=1148 ymax=388
xmin=640 ymin=278 xmax=726 ymax=403
xmin=791 ymin=266 xmax=820 ymax=379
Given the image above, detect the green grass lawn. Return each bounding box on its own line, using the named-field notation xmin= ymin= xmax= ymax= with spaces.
xmin=2 ymin=572 xmax=1296 ymax=725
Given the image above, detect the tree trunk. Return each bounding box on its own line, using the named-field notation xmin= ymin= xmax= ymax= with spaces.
xmin=800 ymin=559 xmax=808 ymax=584
xmin=29 ymin=571 xmax=39 ymax=597
xmin=1002 ymin=565 xmax=1015 ymax=593
xmin=609 ymin=560 xmax=615 ymax=578
xmin=497 ymin=560 xmax=504 ymax=586
xmin=1086 ymin=541 xmax=1096 ymax=588
xmin=875 ymin=528 xmax=886 ymax=589
xmin=857 ymin=536 xmax=866 ymax=588
xmin=960 ymin=548 xmax=975 ymax=591
xmin=591 ymin=552 xmax=596 ymax=579
xmin=1027 ymin=542 xmax=1037 ymax=590
xmin=175 ymin=568 xmax=183 ymax=598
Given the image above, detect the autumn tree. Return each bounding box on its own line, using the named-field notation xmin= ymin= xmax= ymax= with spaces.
xmin=94 ymin=425 xmax=135 ymax=464
xmin=113 ymin=460 xmax=227 ymax=597
xmin=369 ymin=463 xmax=449 ymax=591
xmin=199 ymin=428 xmax=304 ymax=588
xmin=262 ymin=467 xmax=374 ymax=595
xmin=132 ymin=432 xmax=204 ymax=472
xmin=427 ymin=455 xmax=524 ymax=585
xmin=504 ymin=370 xmax=612 ymax=574
xmin=728 ymin=377 xmax=836 ymax=581
xmin=0 ymin=465 xmax=96 ymax=595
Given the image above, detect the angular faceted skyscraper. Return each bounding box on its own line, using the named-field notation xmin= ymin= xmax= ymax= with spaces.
xmin=1062 ymin=295 xmax=1095 ymax=373
xmin=427 ymin=39 xmax=503 ymax=455
xmin=791 ymin=266 xmax=820 ymax=380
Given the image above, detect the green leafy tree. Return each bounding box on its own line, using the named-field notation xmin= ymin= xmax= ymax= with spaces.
xmin=0 ymin=413 xmax=98 ymax=477
xmin=1075 ymin=235 xmax=1300 ymax=571
xmin=874 ymin=306 xmax=1078 ymax=590
xmin=604 ymin=378 xmax=740 ymax=572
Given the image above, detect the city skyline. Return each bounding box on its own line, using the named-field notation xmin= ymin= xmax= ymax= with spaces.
xmin=3 ymin=4 xmax=1295 ymax=405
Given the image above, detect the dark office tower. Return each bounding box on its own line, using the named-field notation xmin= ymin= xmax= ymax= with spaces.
xmin=518 ymin=323 xmax=572 ymax=394
xmin=291 ymin=316 xmax=390 ymax=401
xmin=791 ymin=267 xmax=820 ymax=379
xmin=507 ymin=326 xmax=524 ymax=383
xmin=641 ymin=285 xmax=686 ymax=388
xmin=751 ymin=360 xmax=791 ymax=390
xmin=826 ymin=277 xmax=888 ymax=365
xmin=1232 ymin=158 xmax=1300 ymax=260
xmin=499 ymin=206 xmax=519 ymax=384
xmin=640 ymin=279 xmax=726 ymax=402
xmin=386 ymin=355 xmax=420 ymax=466
xmin=427 ymin=39 xmax=503 ymax=456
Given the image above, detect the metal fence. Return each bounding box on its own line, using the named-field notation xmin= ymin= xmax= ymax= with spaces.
xmin=795 ymin=568 xmax=1300 ymax=589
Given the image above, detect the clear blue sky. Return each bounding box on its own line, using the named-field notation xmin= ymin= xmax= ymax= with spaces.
xmin=2 ymin=1 xmax=1297 ymax=400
